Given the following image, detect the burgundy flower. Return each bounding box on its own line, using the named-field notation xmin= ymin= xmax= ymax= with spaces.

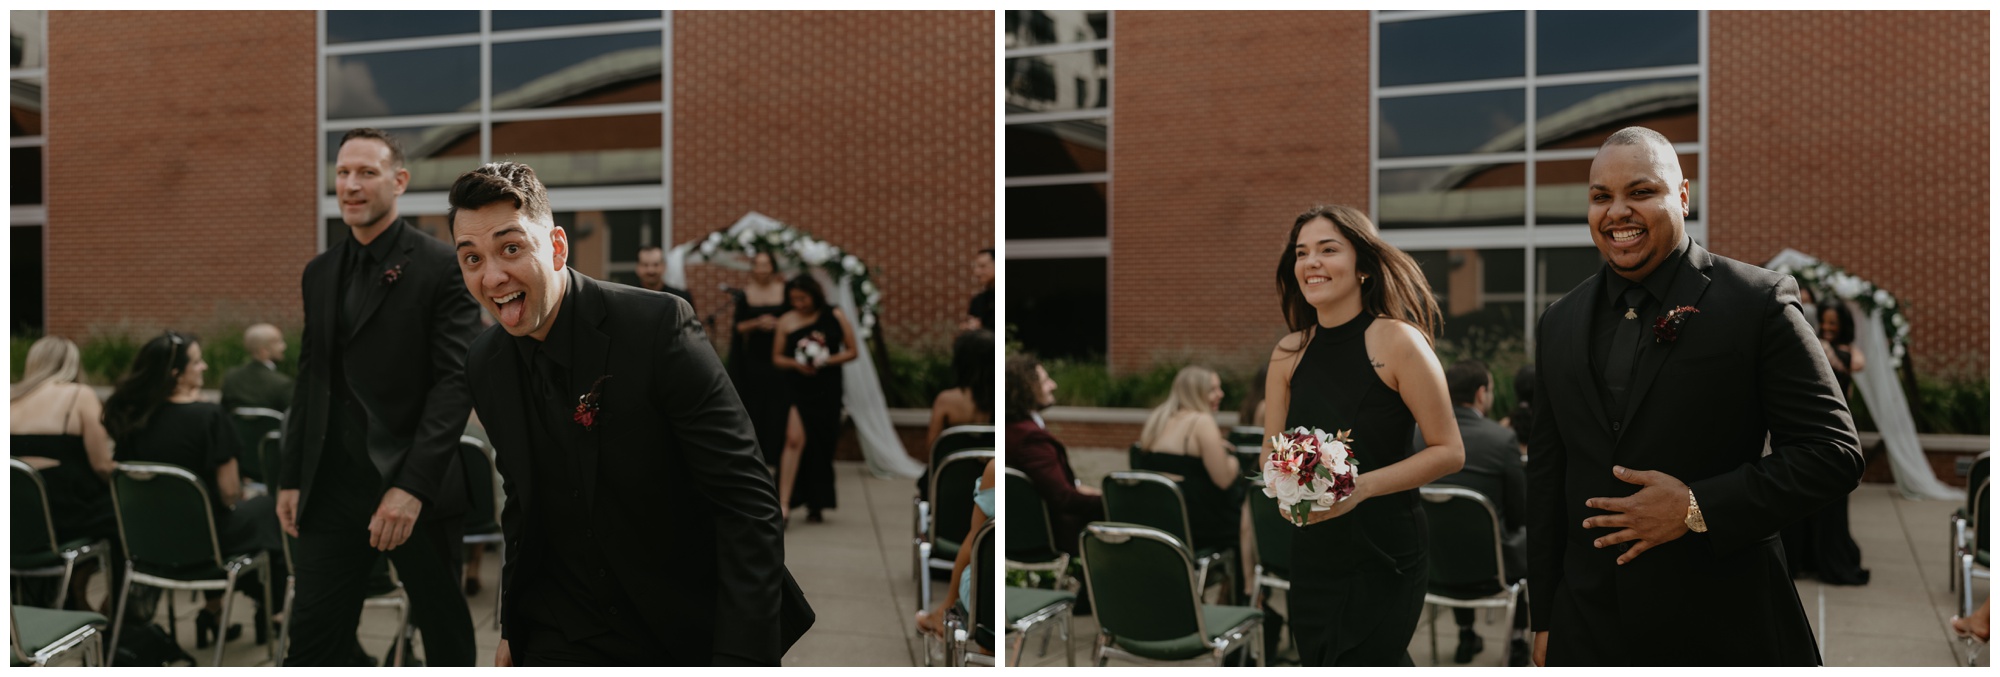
xmin=573 ymin=375 xmax=611 ymax=432
xmin=380 ymin=262 xmax=405 ymax=286
xmin=1653 ymin=305 xmax=1701 ymax=343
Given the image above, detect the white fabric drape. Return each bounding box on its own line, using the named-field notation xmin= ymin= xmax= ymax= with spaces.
xmin=1852 ymin=305 xmax=1961 ymax=501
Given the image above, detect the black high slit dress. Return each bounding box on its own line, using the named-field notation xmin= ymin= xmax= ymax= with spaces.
xmin=783 ymin=311 xmax=844 ymax=513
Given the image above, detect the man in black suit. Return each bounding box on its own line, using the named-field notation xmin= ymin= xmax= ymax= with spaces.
xmin=634 ymin=244 xmax=697 ymax=312
xmin=1422 ymin=359 xmax=1527 ymax=665
xmin=277 ymin=128 xmax=481 ymax=666
xmin=448 ymin=162 xmax=809 ymax=666
xmin=221 ymin=323 xmax=292 ymax=412
xmin=1527 ymin=127 xmax=1863 ymax=666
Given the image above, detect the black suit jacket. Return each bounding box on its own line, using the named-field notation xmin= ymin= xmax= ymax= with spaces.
xmin=466 ymin=271 xmax=809 ymax=666
xmin=221 ymin=361 xmax=294 ymax=413
xmin=1527 ymin=239 xmax=1862 ymax=665
xmin=1426 ymin=406 xmax=1526 ymax=579
xmin=279 ymin=220 xmax=481 ymax=519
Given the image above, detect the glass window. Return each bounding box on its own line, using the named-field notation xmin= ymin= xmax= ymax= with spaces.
xmin=1537 ymin=11 xmax=1698 ymax=76
xmin=1536 ymin=246 xmax=1605 ymax=315
xmin=1378 ymin=162 xmax=1525 ymax=229
xmin=1535 ymin=76 xmax=1698 ymax=149
xmin=490 ymin=113 xmax=663 ymax=187
xmin=492 ymin=11 xmax=661 ymax=31
xmin=1005 ymin=183 xmax=1107 ymax=239
xmin=325 ymin=125 xmax=482 ymax=194
xmin=12 ymin=224 xmax=43 ymax=335
xmin=1005 ymin=50 xmax=1110 ymax=114
xmin=1005 ymin=10 xmax=1109 ymax=50
xmin=1535 ymin=153 xmax=1700 ymax=224
xmin=491 ymin=32 xmax=663 ymax=111
xmin=1006 ymin=117 xmax=1107 ymax=177
xmin=11 ymin=10 xmax=44 ymax=70
xmin=11 ymin=146 xmax=39 ymax=205
xmin=1379 ymin=12 xmax=1525 ymax=87
xmin=1379 ymin=89 xmax=1525 ymax=158
xmin=1412 ymin=248 xmax=1527 ymax=358
xmin=1009 ymin=257 xmax=1107 ymax=360
xmin=326 ymin=47 xmax=480 ymax=119
xmin=326 ymin=11 xmax=478 ymax=45
xmin=11 ymin=78 xmax=40 ymax=137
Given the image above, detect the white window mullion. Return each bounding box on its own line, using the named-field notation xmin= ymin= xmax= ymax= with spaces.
xmin=1007 ymin=237 xmax=1109 ymax=259
xmin=487 ymin=19 xmax=666 ymax=44
xmin=1002 ymin=39 xmax=1111 ymax=59
xmin=1005 ymin=109 xmax=1111 ymax=125
xmin=323 ymin=33 xmax=481 ymax=56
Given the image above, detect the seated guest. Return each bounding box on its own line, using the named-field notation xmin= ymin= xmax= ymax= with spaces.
xmin=1131 ymin=365 xmax=1243 ymax=554
xmin=1503 ymin=364 xmax=1534 ymax=457
xmin=220 ymin=323 xmax=292 ymax=413
xmin=104 ymin=331 xmax=285 ymax=648
xmin=10 ymin=335 xmax=118 ymax=611
xmin=1419 ymin=359 xmax=1527 ymax=665
xmin=915 ymin=459 xmax=996 ymax=656
xmin=1004 ymin=354 xmax=1101 ymax=559
xmin=926 ymin=329 xmax=995 ymax=450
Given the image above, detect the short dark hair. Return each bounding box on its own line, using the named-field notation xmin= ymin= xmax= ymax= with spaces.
xmin=1818 ymin=300 xmax=1857 ymax=345
xmin=784 ymin=274 xmax=830 ymax=312
xmin=1004 ymin=353 xmax=1046 ymax=422
xmin=1445 ymin=359 xmax=1491 ymax=407
xmin=339 ymin=128 xmax=406 ymax=169
xmin=638 ymin=244 xmax=664 ymax=256
xmin=447 ymin=162 xmax=552 ymax=235
xmin=977 ymin=248 xmax=994 ymax=259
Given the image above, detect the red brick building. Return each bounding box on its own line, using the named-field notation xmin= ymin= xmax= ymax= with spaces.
xmin=1006 ymin=10 xmax=1987 ymax=380
xmin=15 ymin=10 xmax=992 ymax=356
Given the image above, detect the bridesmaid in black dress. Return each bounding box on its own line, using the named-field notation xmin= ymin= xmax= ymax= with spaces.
xmin=1262 ymin=205 xmax=1464 ymax=666
xmin=1782 ymin=300 xmax=1872 ymax=585
xmin=729 ymin=251 xmax=795 ymax=468
xmin=771 ymin=275 xmax=859 ymax=523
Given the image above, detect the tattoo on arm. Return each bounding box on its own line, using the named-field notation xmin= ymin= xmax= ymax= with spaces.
xmin=1369 ymin=355 xmax=1387 ymax=369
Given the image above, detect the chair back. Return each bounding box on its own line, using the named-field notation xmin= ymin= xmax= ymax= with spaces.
xmin=929 ymin=449 xmax=995 ymax=546
xmin=1003 ymin=468 xmax=1061 ymax=563
xmin=459 ymin=436 xmax=501 ymax=535
xmin=109 ymin=463 xmax=223 ymax=571
xmin=923 ymin=426 xmax=995 ymax=501
xmin=1971 ymin=451 xmax=1990 ymax=553
xmin=1080 ymin=522 xmax=1204 ymax=645
xmin=966 ymin=520 xmax=997 ymax=644
xmin=228 ymin=408 xmax=284 ymax=483
xmin=1419 ymin=485 xmax=1506 ymax=592
xmin=1244 ymin=486 xmax=1292 ymax=580
xmin=1101 ymin=471 xmax=1195 ymax=547
xmin=1226 ymin=426 xmax=1264 ymax=449
xmin=10 ymin=460 xmax=59 ymax=558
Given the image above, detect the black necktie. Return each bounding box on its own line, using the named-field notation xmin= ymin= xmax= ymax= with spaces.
xmin=1605 ymin=284 xmax=1651 ymax=418
xmin=342 ymin=246 xmax=373 ymax=330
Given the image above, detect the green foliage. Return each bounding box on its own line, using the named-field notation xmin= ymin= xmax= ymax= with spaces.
xmin=1038 ymin=359 xmax=1263 ymax=412
xmin=77 ymin=332 xmax=142 ymax=387
xmin=1432 ymin=326 xmax=1530 ymax=424
xmin=11 ymin=334 xmax=34 ymax=383
xmin=62 ymin=325 xmax=302 ymax=388
xmin=880 ymin=344 xmax=958 ymax=409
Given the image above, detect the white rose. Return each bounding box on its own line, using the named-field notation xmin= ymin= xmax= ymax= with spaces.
xmin=1873 ymin=289 xmax=1893 ymax=309
xmin=1273 ymin=476 xmax=1303 ymax=505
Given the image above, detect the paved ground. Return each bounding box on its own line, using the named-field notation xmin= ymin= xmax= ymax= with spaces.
xmin=1012 ymin=447 xmax=1987 ymax=667
xmin=79 ymin=461 xmax=960 ymax=667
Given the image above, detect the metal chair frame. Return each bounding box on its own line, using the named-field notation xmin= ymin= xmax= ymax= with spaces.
xmin=229 ymin=408 xmax=285 ymax=493
xmin=1001 ymin=468 xmax=1071 ymax=588
xmin=106 ymin=462 xmax=275 ymax=667
xmin=1005 ymin=588 xmax=1075 ymax=666
xmin=939 ymin=521 xmax=997 ymax=667
xmin=458 ymin=435 xmax=507 ymax=630
xmin=920 ymin=448 xmax=996 ymax=613
xmin=10 ymin=606 xmax=105 ymax=667
xmin=10 ymin=459 xmax=114 ymax=611
xmin=1102 ymin=470 xmax=1231 ymax=601
xmin=1418 ymin=485 xmax=1530 ymax=668
xmin=1957 ymin=473 xmax=1989 ymax=619
xmin=1080 ymin=522 xmax=1263 ymax=667
xmin=1951 ymin=452 xmax=1989 ymax=592
xmin=915 ymin=426 xmax=996 ymax=592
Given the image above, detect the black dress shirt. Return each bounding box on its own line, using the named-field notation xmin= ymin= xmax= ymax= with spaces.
xmin=1589 ymin=237 xmax=1690 ymax=429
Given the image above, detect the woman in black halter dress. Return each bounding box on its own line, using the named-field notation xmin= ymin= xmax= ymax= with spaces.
xmin=729 ymin=252 xmax=793 ymax=467
xmin=1263 ymin=206 xmax=1464 ymax=666
xmin=772 ymin=275 xmax=859 ymax=523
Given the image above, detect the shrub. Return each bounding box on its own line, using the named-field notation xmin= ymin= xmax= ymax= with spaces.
xmin=879 ymin=344 xmax=958 ymax=410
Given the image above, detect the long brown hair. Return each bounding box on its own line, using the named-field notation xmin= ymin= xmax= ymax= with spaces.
xmin=1275 ymin=205 xmax=1441 ymax=345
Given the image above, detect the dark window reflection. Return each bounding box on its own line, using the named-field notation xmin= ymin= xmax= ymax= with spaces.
xmin=490 ymin=113 xmax=662 ymax=187
xmin=1009 ymin=257 xmax=1107 ymax=361
xmin=1379 ymin=89 xmax=1525 ymax=158
xmin=325 ymin=126 xmax=482 ymax=194
xmin=1006 ymin=183 xmax=1107 ymax=239
xmin=12 ymin=79 xmax=41 ymax=137
xmin=1379 ymin=12 xmax=1525 ymax=87
xmin=1379 ymin=162 xmax=1525 ymax=229
xmin=11 ymin=10 xmax=43 ymax=70
xmin=1535 ymin=77 xmax=1698 ymax=149
xmin=1006 ymin=50 xmax=1109 ymax=114
xmin=326 ymin=11 xmax=478 ymax=45
xmin=606 ymin=210 xmax=663 ymax=263
xmin=326 ymin=47 xmax=480 ymax=119
xmin=11 ymin=146 xmax=39 ymax=205
xmin=1536 ymin=246 xmax=1604 ymax=314
xmin=1005 ymin=10 xmax=1109 ymax=50
xmin=1411 ymin=248 xmax=1527 ymax=356
xmin=493 ymin=11 xmax=661 ymax=31
xmin=493 ymin=32 xmax=663 ymax=111
xmin=1006 ymin=118 xmax=1107 ymax=177
xmin=1537 ymin=11 xmax=1698 ymax=76
xmin=13 ymin=224 xmax=43 ymax=336
xmin=1535 ymin=154 xmax=1699 ymax=223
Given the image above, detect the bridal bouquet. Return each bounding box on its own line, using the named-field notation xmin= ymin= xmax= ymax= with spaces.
xmin=794 ymin=332 xmax=830 ymax=368
xmin=1253 ymin=426 xmax=1360 ymax=526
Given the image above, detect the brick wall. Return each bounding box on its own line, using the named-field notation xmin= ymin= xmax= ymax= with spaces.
xmin=46 ymin=11 xmax=317 ymax=340
xmin=1708 ymin=11 xmax=1988 ymax=375
xmin=672 ymin=11 xmax=995 ymax=355
xmin=1107 ymin=11 xmax=1372 ymax=374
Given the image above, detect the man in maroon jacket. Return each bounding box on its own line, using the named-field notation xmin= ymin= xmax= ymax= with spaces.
xmin=1003 ymin=354 xmax=1103 ymax=558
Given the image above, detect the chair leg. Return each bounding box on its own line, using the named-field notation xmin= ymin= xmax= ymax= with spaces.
xmin=277 ymin=576 xmax=295 ymax=664
xmin=107 ymin=562 xmax=136 ymax=667
xmin=1428 ymin=604 xmax=1440 ymax=665
xmin=1094 ymin=632 xmax=1109 ymax=667
xmin=1064 ymin=607 xmax=1076 ymax=666
xmin=1963 ymin=551 xmax=1976 ymax=618
xmin=261 ymin=562 xmax=275 ymax=662
xmin=53 ymin=558 xmax=77 ymax=611
xmin=216 ymin=570 xmax=240 ymax=667
xmin=1501 ymin=596 xmax=1517 ymax=667
xmin=917 ymin=541 xmax=933 ymax=612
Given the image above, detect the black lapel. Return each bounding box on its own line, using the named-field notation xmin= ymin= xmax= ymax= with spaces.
xmin=565 ymin=272 xmax=611 ymax=510
xmin=483 ymin=336 xmax=534 ymax=513
xmin=1616 ymin=242 xmax=1714 ymax=436
xmin=348 ymin=224 xmax=413 ymax=341
xmin=1565 ymin=271 xmax=1614 ymax=440
xmin=315 ymin=240 xmax=346 ymax=370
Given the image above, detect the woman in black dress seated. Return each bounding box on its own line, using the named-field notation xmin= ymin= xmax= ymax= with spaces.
xmin=730 ymin=251 xmax=795 ymax=470
xmin=104 ymin=331 xmax=285 ymax=647
xmin=772 ymin=275 xmax=859 ymax=523
xmin=1782 ymin=300 xmax=1872 ymax=585
xmin=10 ymin=335 xmax=119 ymax=610
xmin=1131 ymin=365 xmax=1243 ymax=554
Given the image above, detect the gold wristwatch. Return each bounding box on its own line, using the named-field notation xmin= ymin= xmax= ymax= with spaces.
xmin=1684 ymin=489 xmax=1709 ymax=533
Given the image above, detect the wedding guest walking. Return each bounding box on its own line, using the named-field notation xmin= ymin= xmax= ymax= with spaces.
xmin=278 ymin=127 xmax=480 ymax=666
xmin=1782 ymin=299 xmax=1872 ymax=585
xmin=772 ymin=275 xmax=858 ymax=523
xmin=10 ymin=335 xmax=117 ymax=610
xmin=1261 ymin=204 xmax=1463 ymax=666
xmin=220 ymin=323 xmax=292 ymax=413
xmin=1526 ymin=127 xmax=1860 ymax=666
xmin=728 ymin=251 xmax=793 ymax=469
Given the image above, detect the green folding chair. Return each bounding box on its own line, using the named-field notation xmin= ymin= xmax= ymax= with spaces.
xmin=106 ymin=462 xmax=274 ymax=667
xmin=916 ymin=426 xmax=996 ymax=588
xmin=11 ymin=459 xmax=113 ymax=610
xmin=1002 ymin=468 xmax=1069 ymax=588
xmin=228 ymin=408 xmax=284 ymax=487
xmin=11 ymin=605 xmax=106 ymax=666
xmin=1950 ymin=452 xmax=1988 ymax=597
xmin=1419 ymin=485 xmax=1528 ymax=667
xmin=1101 ymin=470 xmax=1233 ymax=602
xmin=920 ymin=449 xmax=995 ymax=613
xmin=1245 ymin=486 xmax=1293 ymax=610
xmin=459 ymin=435 xmax=505 ymax=630
xmin=1079 ymin=522 xmax=1262 ymax=666
xmin=942 ymin=520 xmax=997 ymax=666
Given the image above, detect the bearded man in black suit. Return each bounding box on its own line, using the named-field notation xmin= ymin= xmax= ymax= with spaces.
xmin=1527 ymin=126 xmax=1863 ymax=666
xmin=448 ymin=161 xmax=810 ymax=666
xmin=277 ymin=128 xmax=481 ymax=665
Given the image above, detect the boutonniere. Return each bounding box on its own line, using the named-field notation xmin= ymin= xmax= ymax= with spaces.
xmin=1653 ymin=305 xmax=1700 ymax=343
xmin=572 ymin=375 xmax=611 ymax=431
xmin=380 ymin=262 xmax=406 ymax=287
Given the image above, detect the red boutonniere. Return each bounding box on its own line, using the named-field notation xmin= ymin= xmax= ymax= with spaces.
xmin=573 ymin=375 xmax=611 ymax=431
xmin=1653 ymin=305 xmax=1700 ymax=343
xmin=380 ymin=262 xmax=406 ymax=287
